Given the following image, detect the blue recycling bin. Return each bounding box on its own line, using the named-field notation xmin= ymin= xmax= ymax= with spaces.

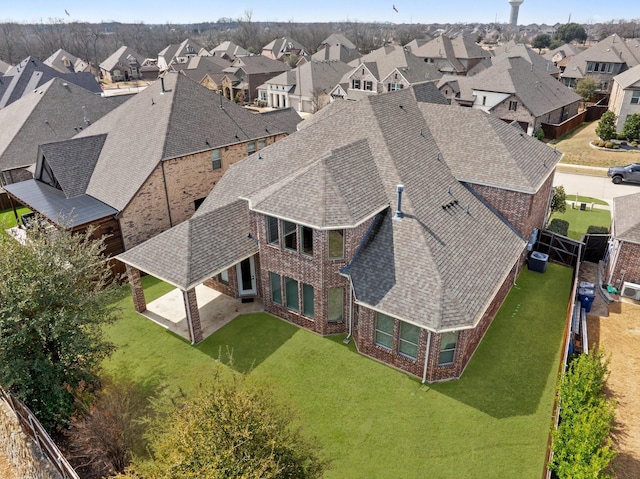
xmin=578 ymin=287 xmax=595 ymax=312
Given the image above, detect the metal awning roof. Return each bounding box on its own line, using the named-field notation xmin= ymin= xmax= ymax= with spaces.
xmin=3 ymin=179 xmax=117 ymax=227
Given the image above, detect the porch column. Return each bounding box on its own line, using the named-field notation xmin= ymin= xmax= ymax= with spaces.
xmin=126 ymin=265 xmax=146 ymax=313
xmin=183 ymin=288 xmax=203 ymax=344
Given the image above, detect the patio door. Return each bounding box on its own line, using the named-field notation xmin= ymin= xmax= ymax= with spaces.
xmin=236 ymin=257 xmax=256 ymax=296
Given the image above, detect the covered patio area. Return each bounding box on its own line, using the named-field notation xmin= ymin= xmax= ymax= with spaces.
xmin=143 ymin=284 xmax=263 ymax=341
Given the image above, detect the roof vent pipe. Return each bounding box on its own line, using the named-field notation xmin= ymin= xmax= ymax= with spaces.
xmin=160 ymin=76 xmax=165 ymax=94
xmin=393 ymin=184 xmax=405 ymax=221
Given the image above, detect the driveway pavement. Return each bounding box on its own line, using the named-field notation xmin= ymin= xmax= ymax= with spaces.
xmin=553 ymin=169 xmax=640 ymax=204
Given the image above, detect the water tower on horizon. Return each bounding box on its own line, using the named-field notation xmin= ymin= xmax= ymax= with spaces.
xmin=509 ymin=0 xmax=524 ymax=25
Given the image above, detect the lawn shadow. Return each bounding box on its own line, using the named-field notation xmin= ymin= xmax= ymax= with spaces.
xmin=431 ymin=264 xmax=573 ymax=419
xmin=196 ymin=313 xmax=298 ymax=374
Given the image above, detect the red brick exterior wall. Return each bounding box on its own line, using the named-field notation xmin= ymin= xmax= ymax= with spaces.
xmin=119 ymin=135 xmax=285 ymax=250
xmin=255 ymin=211 xmax=376 ymax=336
xmin=183 ymin=288 xmax=203 ymax=344
xmin=469 ymin=173 xmax=554 ymax=241
xmin=611 ymin=241 xmax=640 ymax=286
xmin=126 ymin=265 xmax=146 ymax=313
xmin=354 ymin=255 xmax=522 ymax=382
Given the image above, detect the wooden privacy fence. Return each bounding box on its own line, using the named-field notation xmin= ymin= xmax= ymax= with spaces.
xmin=540 ymin=104 xmax=608 ymax=140
xmin=0 ymin=387 xmax=79 ymax=479
xmin=535 ymin=230 xmax=583 ymax=268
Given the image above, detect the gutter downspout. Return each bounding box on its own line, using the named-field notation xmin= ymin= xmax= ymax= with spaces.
xmin=160 ymin=162 xmax=174 ymax=227
xmin=422 ymin=331 xmax=432 ymax=384
xmin=344 ymin=277 xmax=355 ymax=344
xmin=607 ymin=239 xmax=622 ymax=286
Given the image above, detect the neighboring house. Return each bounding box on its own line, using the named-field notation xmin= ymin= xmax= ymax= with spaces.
xmin=256 ymin=60 xmax=353 ymax=112
xmin=43 ymin=48 xmax=90 ymax=73
xmin=329 ymin=45 xmax=442 ymax=101
xmin=404 ymin=34 xmax=491 ymax=76
xmin=438 ymin=56 xmax=581 ymax=134
xmin=0 ymin=57 xmax=101 ymax=109
xmin=261 ymin=37 xmax=308 ymax=63
xmin=3 ymin=73 xmax=295 ymax=264
xmin=210 ymin=41 xmax=250 ymax=61
xmin=491 ymin=41 xmax=560 ymax=78
xmin=0 ymin=78 xmax=118 ymax=185
xmin=542 ymin=43 xmax=580 ymax=73
xmin=608 ymin=64 xmax=640 ymax=131
xmin=560 ymin=34 xmax=640 ymax=94
xmin=221 ymin=56 xmax=291 ymax=103
xmin=99 ymin=46 xmax=145 ymax=82
xmin=117 ymin=88 xmax=560 ymax=383
xmin=311 ymin=33 xmax=361 ymax=63
xmin=158 ymin=38 xmax=204 ymax=72
xmin=171 ymin=55 xmax=231 ymax=91
xmin=607 ymin=192 xmax=640 ymax=289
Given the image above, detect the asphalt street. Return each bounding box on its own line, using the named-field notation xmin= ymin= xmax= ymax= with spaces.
xmin=553 ymin=171 xmax=640 ymax=205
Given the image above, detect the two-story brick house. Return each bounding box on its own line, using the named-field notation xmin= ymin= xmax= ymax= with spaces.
xmin=118 ymin=88 xmax=561 ymax=382
xmin=606 ymin=192 xmax=640 ymax=289
xmin=4 ymin=73 xmax=296 ymax=269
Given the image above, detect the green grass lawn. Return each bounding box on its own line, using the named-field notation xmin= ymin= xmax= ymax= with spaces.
xmin=0 ymin=206 xmax=31 ymax=233
xmin=104 ymin=264 xmax=573 ymax=479
xmin=550 ymin=205 xmax=611 ymax=240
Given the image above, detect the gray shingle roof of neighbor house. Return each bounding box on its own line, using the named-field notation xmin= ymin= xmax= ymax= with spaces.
xmin=491 ymin=41 xmax=559 ymax=76
xmin=73 ymin=72 xmax=291 ymax=212
xmin=561 ymin=35 xmax=640 ymax=80
xmin=99 ymin=45 xmax=145 ymax=72
xmin=542 ymin=43 xmax=580 ymax=61
xmin=438 ymin=56 xmax=581 ymax=119
xmin=0 ymin=56 xmax=102 ymax=108
xmin=0 ymin=78 xmax=118 ymax=173
xmin=158 ymin=38 xmax=204 ymax=67
xmin=613 ymin=63 xmax=640 ymax=89
xmin=613 ymin=192 xmax=640 ymax=243
xmin=225 ymin=55 xmax=291 ymax=76
xmin=3 ymin=179 xmax=117 ymax=228
xmin=411 ymin=82 xmax=449 ymax=104
xmin=210 ymin=41 xmax=250 ymax=59
xmin=258 ymin=108 xmax=302 ymax=135
xmin=119 ymin=88 xmax=561 ymax=331
xmin=261 ymin=37 xmax=307 ymax=59
xmin=38 ymin=135 xmax=107 ymax=199
xmin=118 ymin=199 xmax=258 ymax=290
xmin=318 ymin=33 xmax=357 ymax=52
xmin=43 ymin=48 xmax=88 ymax=73
xmin=262 ymin=60 xmax=353 ymax=99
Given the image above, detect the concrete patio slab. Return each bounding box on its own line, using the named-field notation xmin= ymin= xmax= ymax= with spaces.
xmin=142 ymin=284 xmax=263 ymax=341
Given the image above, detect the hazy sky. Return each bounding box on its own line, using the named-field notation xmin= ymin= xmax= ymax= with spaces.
xmin=0 ymin=0 xmax=635 ymax=26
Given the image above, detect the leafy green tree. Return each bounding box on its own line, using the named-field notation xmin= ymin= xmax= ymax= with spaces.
xmin=596 ymin=111 xmax=617 ymax=141
xmin=622 ymin=113 xmax=640 ymax=140
xmin=575 ymin=77 xmax=599 ymax=104
xmin=550 ymin=185 xmax=567 ymax=214
xmin=126 ymin=377 xmax=326 ymax=479
xmin=0 ymin=220 xmax=119 ymax=431
xmin=531 ymin=34 xmax=551 ymax=53
xmin=554 ymin=23 xmax=588 ymax=44
xmin=549 ymin=351 xmax=617 ymax=479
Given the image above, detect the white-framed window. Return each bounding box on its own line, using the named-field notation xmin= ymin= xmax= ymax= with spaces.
xmin=285 ymin=277 xmax=299 ymax=311
xmin=352 ymin=79 xmax=361 ymax=89
xmin=438 ymin=331 xmax=458 ymax=365
xmin=328 ymin=229 xmax=344 ymax=259
xmin=259 ymin=90 xmax=268 ymax=101
xmin=302 ymin=283 xmax=314 ymax=318
xmin=247 ymin=141 xmax=256 ymax=155
xmin=364 ymin=80 xmax=373 ymax=91
xmin=600 ymin=80 xmax=609 ymax=91
xmin=211 ymin=149 xmax=222 ymax=170
xmin=399 ymin=322 xmax=420 ymax=359
xmin=375 ymin=312 xmax=394 ymax=349
xmin=389 ymin=82 xmax=403 ymax=91
xmin=509 ymin=101 xmax=518 ymax=111
xmin=270 ymin=272 xmax=282 ymax=304
xmin=328 ymin=288 xmax=344 ymax=323
xmin=258 ymin=138 xmax=266 ymax=149
xmin=631 ymin=91 xmax=640 ymax=104
xmin=219 ymin=269 xmax=229 ymax=284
